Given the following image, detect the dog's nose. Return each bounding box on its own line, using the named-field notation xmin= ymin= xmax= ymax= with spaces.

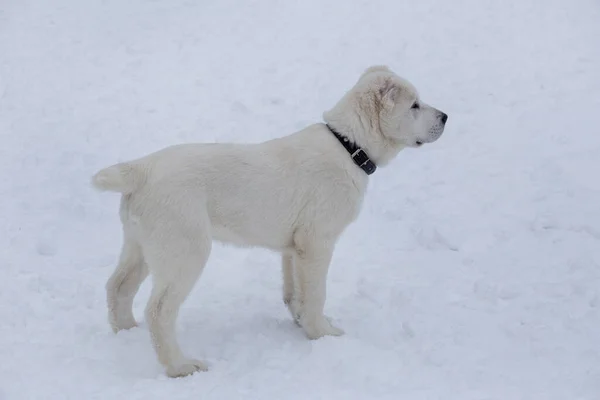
xmin=440 ymin=113 xmax=448 ymax=124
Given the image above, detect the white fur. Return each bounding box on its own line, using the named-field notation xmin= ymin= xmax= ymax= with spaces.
xmin=92 ymin=65 xmax=447 ymax=378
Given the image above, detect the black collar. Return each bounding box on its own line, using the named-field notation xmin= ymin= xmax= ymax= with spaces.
xmin=326 ymin=124 xmax=377 ymax=175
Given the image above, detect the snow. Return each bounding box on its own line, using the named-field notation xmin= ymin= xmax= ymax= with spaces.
xmin=1 ymin=0 xmax=599 ymax=398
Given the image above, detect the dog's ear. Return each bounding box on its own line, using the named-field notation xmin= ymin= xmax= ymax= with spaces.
xmin=362 ymin=65 xmax=391 ymax=76
xmin=360 ymin=65 xmax=391 ymax=81
xmin=378 ymin=78 xmax=399 ymax=109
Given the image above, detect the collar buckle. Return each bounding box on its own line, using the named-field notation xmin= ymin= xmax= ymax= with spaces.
xmin=327 ymin=124 xmax=377 ymax=175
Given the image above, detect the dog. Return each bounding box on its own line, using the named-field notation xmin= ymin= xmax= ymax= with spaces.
xmin=91 ymin=65 xmax=448 ymax=377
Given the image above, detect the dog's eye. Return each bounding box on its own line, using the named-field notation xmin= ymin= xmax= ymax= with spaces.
xmin=411 ymin=102 xmax=420 ymax=110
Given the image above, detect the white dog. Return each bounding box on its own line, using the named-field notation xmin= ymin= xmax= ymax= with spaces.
xmin=92 ymin=65 xmax=447 ymax=377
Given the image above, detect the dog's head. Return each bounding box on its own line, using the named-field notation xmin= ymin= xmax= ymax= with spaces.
xmin=364 ymin=66 xmax=448 ymax=148
xmin=324 ymin=65 xmax=448 ymax=165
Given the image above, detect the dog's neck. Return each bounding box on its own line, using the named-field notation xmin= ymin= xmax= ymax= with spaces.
xmin=326 ymin=124 xmax=377 ymax=175
xmin=323 ymin=105 xmax=404 ymax=167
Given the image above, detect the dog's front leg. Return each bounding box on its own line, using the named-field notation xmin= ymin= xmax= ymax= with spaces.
xmin=293 ymin=244 xmax=344 ymax=339
xmin=281 ymin=253 xmax=301 ymax=324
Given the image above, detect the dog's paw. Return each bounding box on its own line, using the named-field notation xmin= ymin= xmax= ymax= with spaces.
xmin=166 ymin=358 xmax=208 ymax=378
xmin=109 ymin=315 xmax=138 ymax=333
xmin=285 ymin=297 xmax=302 ymax=326
xmin=301 ymin=316 xmax=345 ymax=340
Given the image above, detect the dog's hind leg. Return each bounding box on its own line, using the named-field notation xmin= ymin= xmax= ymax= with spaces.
xmin=143 ymin=216 xmax=212 ymax=378
xmin=106 ymin=234 xmax=148 ymax=332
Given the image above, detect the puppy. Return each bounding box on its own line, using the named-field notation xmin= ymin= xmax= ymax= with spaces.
xmin=92 ymin=65 xmax=447 ymax=377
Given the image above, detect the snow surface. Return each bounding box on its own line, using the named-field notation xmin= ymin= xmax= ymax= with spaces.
xmin=1 ymin=0 xmax=600 ymax=398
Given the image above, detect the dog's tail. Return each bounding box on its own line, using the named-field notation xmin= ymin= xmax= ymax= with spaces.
xmin=91 ymin=162 xmax=147 ymax=194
